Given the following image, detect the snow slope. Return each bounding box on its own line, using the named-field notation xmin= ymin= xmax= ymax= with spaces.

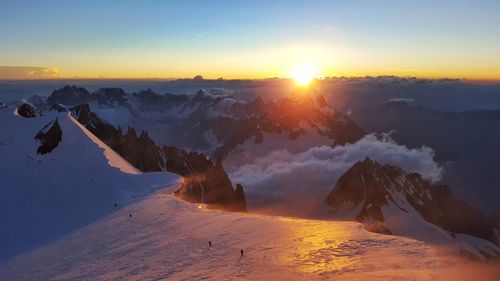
xmin=0 ymin=188 xmax=445 ymax=281
xmin=0 ymin=108 xmax=179 ymax=261
xmin=68 ymin=113 xmax=140 ymax=174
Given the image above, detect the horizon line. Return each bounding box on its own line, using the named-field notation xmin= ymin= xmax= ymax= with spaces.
xmin=1 ymin=76 xmax=500 ymax=84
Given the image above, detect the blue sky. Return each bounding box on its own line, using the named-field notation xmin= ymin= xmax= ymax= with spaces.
xmin=1 ymin=0 xmax=499 ymax=79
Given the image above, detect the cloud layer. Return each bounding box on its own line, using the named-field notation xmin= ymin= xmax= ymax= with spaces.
xmin=229 ymin=134 xmax=442 ymax=218
xmin=0 ymin=66 xmax=60 ymax=79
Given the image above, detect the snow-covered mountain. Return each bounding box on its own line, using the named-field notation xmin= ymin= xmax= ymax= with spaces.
xmin=0 ymin=104 xmax=179 ymax=261
xmin=326 ymin=158 xmax=500 ymax=260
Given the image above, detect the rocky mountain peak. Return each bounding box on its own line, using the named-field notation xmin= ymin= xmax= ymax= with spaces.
xmin=48 ymin=85 xmax=91 ymax=106
xmin=326 ymin=158 xmax=500 ymax=258
xmin=134 ymin=88 xmax=161 ymax=100
xmin=94 ymin=88 xmax=127 ymax=105
xmin=17 ymin=101 xmax=42 ymax=118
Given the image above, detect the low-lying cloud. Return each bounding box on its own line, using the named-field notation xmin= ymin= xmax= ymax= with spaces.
xmin=229 ymin=134 xmax=442 ymax=218
xmin=0 ymin=66 xmax=60 ymax=80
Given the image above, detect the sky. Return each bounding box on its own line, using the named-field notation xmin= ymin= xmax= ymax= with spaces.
xmin=1 ymin=0 xmax=500 ymax=80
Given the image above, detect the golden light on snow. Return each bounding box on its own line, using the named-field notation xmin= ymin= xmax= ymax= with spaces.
xmin=289 ymin=63 xmax=320 ymax=86
xmin=281 ymin=220 xmax=351 ymax=273
xmin=197 ymin=204 xmax=203 ymax=209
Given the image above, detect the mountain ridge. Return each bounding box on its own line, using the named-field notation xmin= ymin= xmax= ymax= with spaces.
xmin=326 ymin=157 xmax=500 ymax=259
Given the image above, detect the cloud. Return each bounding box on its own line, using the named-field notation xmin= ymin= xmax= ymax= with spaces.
xmin=0 ymin=66 xmax=60 ymax=79
xmin=229 ymin=134 xmax=442 ymax=217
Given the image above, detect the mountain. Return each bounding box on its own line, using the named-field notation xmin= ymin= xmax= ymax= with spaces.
xmin=69 ymin=103 xmax=247 ymax=211
xmin=46 ymin=85 xmax=91 ymax=106
xmin=37 ymin=85 xmax=364 ymax=165
xmin=27 ymin=84 xmax=365 ymax=211
xmin=165 ymin=146 xmax=247 ymax=211
xmin=326 ymin=158 xmax=500 ymax=260
xmin=0 ymin=105 xmax=178 ymax=261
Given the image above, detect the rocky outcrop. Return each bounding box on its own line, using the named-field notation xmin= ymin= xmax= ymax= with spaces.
xmin=94 ymin=88 xmax=127 ymax=106
xmin=163 ymin=146 xmax=247 ymax=212
xmin=0 ymin=101 xmax=7 ymax=109
xmin=34 ymin=119 xmax=63 ymax=155
xmin=47 ymin=85 xmax=91 ymax=106
xmin=17 ymin=102 xmax=42 ymax=118
xmin=326 ymin=158 xmax=500 ymax=258
xmin=69 ymin=104 xmax=247 ymax=211
xmin=133 ymin=88 xmax=163 ymax=101
xmin=132 ymin=88 xmax=189 ymax=112
xmin=49 ymin=104 xmax=67 ymax=112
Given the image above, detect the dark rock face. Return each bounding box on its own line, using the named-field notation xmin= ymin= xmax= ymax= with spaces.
xmin=47 ymin=86 xmax=129 ymax=107
xmin=234 ymin=184 xmax=247 ymax=211
xmin=163 ymin=146 xmax=247 ymax=212
xmin=0 ymin=101 xmax=7 ymax=109
xmin=17 ymin=102 xmax=42 ymax=118
xmin=69 ymin=104 xmax=247 ymax=211
xmin=94 ymin=88 xmax=127 ymax=106
xmin=133 ymin=88 xmax=189 ymax=112
xmin=47 ymin=85 xmax=91 ymax=106
xmin=49 ymin=104 xmax=67 ymax=112
xmin=326 ymin=158 xmax=500 ymax=247
xmin=34 ymin=119 xmax=63 ymax=155
xmin=133 ymin=88 xmax=162 ymax=101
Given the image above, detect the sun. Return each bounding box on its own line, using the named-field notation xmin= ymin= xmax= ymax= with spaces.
xmin=290 ymin=63 xmax=319 ymax=86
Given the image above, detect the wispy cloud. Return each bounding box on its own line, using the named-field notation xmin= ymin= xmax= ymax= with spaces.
xmin=229 ymin=134 xmax=442 ymax=217
xmin=0 ymin=66 xmax=60 ymax=80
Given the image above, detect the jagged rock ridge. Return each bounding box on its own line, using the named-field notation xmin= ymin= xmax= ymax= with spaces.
xmin=69 ymin=104 xmax=246 ymax=211
xmin=34 ymin=119 xmax=63 ymax=155
xmin=326 ymin=157 xmax=500 ymax=259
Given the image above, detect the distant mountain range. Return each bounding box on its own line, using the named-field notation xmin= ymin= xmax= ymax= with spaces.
xmin=30 ymin=85 xmax=365 ymax=161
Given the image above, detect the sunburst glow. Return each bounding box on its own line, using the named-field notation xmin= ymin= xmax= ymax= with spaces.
xmin=290 ymin=63 xmax=319 ymax=86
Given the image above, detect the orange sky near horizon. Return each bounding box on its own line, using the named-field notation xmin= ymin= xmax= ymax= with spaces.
xmin=2 ymin=2 xmax=500 ymax=81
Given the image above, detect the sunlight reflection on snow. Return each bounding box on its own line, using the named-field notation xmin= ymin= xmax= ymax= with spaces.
xmin=280 ymin=219 xmax=353 ymax=274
